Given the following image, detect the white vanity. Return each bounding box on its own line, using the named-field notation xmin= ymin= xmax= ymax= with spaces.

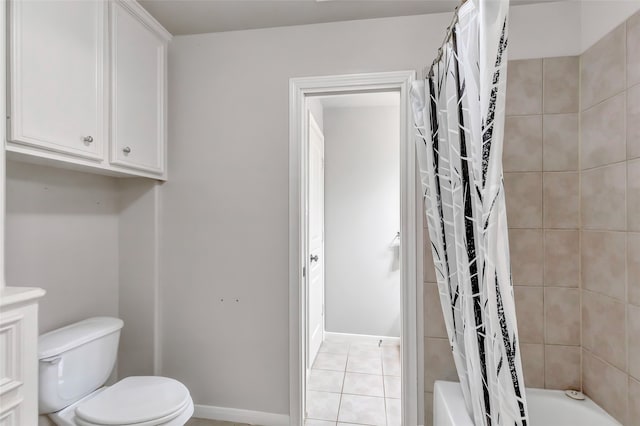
xmin=0 ymin=287 xmax=45 ymax=425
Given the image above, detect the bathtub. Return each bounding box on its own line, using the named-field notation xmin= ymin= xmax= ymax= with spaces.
xmin=433 ymin=381 xmax=620 ymax=426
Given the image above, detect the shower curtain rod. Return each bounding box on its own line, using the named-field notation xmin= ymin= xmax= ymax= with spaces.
xmin=424 ymin=0 xmax=467 ymax=78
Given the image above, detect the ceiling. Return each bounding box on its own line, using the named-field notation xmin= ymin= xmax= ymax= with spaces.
xmin=318 ymin=92 xmax=400 ymax=109
xmin=139 ymin=0 xmax=560 ymax=36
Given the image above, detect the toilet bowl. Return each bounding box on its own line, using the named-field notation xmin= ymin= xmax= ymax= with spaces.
xmin=38 ymin=317 xmax=193 ymax=426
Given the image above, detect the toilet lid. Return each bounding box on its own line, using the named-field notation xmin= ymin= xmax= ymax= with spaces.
xmin=75 ymin=376 xmax=191 ymax=425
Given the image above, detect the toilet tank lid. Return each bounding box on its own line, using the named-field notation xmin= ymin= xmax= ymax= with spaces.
xmin=39 ymin=317 xmax=124 ymax=359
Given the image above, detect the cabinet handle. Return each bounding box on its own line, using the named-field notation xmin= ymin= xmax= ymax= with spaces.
xmin=83 ymin=136 xmax=93 ymax=143
xmin=123 ymin=146 xmax=131 ymax=154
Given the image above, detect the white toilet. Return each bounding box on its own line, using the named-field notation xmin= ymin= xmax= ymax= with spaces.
xmin=38 ymin=317 xmax=194 ymax=425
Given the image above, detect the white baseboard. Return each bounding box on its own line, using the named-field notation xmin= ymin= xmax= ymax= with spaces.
xmin=323 ymin=331 xmax=401 ymax=345
xmin=193 ymin=405 xmax=289 ymax=426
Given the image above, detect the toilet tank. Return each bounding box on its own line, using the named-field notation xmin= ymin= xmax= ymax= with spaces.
xmin=38 ymin=317 xmax=124 ymax=414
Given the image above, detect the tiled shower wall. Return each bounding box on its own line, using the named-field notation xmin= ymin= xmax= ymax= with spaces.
xmin=422 ymin=10 xmax=640 ymax=426
xmin=579 ymin=12 xmax=640 ymax=425
xmin=422 ymin=55 xmax=582 ymax=424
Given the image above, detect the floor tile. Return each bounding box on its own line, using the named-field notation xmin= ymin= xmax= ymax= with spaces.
xmin=384 ymin=375 xmax=401 ymax=399
xmin=308 ymin=369 xmax=345 ymax=393
xmin=349 ymin=343 xmax=382 ymax=357
xmin=314 ymin=352 xmax=348 ymax=371
xmin=342 ymin=372 xmax=384 ymax=397
xmin=347 ymin=354 xmax=383 ymax=375
xmin=305 ymin=420 xmax=336 ymax=426
xmin=307 ymin=338 xmax=402 ymax=426
xmin=386 ymin=398 xmax=402 ymax=426
xmin=382 ymin=344 xmax=401 ymax=358
xmin=307 ymin=391 xmax=341 ymax=421
xmin=320 ymin=341 xmax=350 ymax=355
xmin=382 ymin=355 xmax=401 ymax=376
xmin=338 ymin=394 xmax=386 ymax=426
xmin=186 ymin=420 xmax=235 ymax=426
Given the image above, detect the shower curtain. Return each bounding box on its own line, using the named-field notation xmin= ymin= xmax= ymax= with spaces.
xmin=411 ymin=0 xmax=529 ymax=425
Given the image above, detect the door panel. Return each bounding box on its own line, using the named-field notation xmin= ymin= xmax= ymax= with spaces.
xmin=10 ymin=0 xmax=105 ymax=160
xmin=308 ymin=113 xmax=325 ymax=368
xmin=110 ymin=0 xmax=164 ymax=173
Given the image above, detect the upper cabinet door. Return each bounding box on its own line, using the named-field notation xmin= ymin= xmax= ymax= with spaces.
xmin=8 ymin=0 xmax=106 ymax=160
xmin=110 ymin=0 xmax=167 ymax=175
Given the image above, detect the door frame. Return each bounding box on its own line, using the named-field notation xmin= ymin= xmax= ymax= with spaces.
xmin=288 ymin=70 xmax=420 ymax=425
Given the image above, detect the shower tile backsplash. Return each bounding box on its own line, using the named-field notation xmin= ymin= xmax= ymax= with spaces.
xmin=542 ymin=113 xmax=579 ymax=171
xmin=422 ymin=53 xmax=582 ymax=425
xmin=629 ymin=84 xmax=640 ymax=160
xmin=580 ymin=23 xmax=626 ymax=109
xmin=543 ymin=56 xmax=579 ymax=114
xmin=579 ymin=10 xmax=640 ymax=425
xmin=581 ymin=92 xmax=627 ymax=169
xmin=422 ymin=11 xmax=640 ymax=424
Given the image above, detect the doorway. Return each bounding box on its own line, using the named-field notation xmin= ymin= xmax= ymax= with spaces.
xmin=289 ymin=71 xmax=420 ymax=426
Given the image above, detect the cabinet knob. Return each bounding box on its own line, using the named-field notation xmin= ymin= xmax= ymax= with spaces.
xmin=123 ymin=146 xmax=131 ymax=154
xmin=83 ymin=136 xmax=94 ymax=143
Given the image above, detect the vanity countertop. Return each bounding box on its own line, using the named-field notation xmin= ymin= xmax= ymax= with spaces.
xmin=0 ymin=286 xmax=46 ymax=308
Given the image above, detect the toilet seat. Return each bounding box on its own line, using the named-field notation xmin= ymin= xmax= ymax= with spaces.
xmin=73 ymin=376 xmax=192 ymax=426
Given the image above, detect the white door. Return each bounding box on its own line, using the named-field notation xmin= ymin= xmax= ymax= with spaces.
xmin=307 ymin=113 xmax=325 ymax=368
xmin=109 ymin=0 xmax=165 ymax=174
xmin=8 ymin=0 xmax=105 ymax=160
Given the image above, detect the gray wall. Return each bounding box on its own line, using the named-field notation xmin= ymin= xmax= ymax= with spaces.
xmin=163 ymin=2 xmax=581 ymax=416
xmin=5 ymin=162 xmax=159 ymax=379
xmin=118 ymin=179 xmax=160 ymax=378
xmin=324 ymin=106 xmax=400 ymax=337
xmin=5 ymin=162 xmax=120 ymax=333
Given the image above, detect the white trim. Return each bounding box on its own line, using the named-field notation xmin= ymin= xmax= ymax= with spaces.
xmin=289 ymin=70 xmax=419 ymax=426
xmin=194 ymin=405 xmax=289 ymax=426
xmin=323 ymin=331 xmax=401 ymax=345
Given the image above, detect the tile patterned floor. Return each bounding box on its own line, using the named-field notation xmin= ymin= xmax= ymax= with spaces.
xmin=185 ymin=419 xmax=249 ymax=426
xmin=306 ymin=336 xmax=401 ymax=426
xmin=185 ymin=337 xmax=401 ymax=426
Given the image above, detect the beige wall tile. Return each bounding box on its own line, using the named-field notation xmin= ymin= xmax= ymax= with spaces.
xmin=544 ymin=345 xmax=580 ymax=390
xmin=423 ymin=228 xmax=437 ymax=283
xmin=424 ymin=283 xmax=446 ymax=338
xmin=581 ymin=93 xmax=626 ymax=170
xmin=582 ymin=291 xmax=627 ymax=371
xmin=628 ymin=11 xmax=640 ymax=88
xmin=514 ymin=286 xmax=544 ymax=343
xmin=424 ymin=392 xmax=434 ymax=426
xmin=545 ymin=288 xmax=580 ymax=345
xmin=509 ymin=229 xmax=543 ymax=286
xmin=629 ymin=304 xmax=640 ymax=380
xmin=504 ymin=115 xmax=543 ymax=172
xmin=543 ymin=56 xmax=579 ymax=114
xmin=629 ymin=159 xmax=640 ymax=231
xmin=544 ymin=230 xmax=579 ymax=287
xmin=581 ymin=163 xmax=627 ymax=231
xmin=581 ymin=231 xmax=626 ymax=300
xmin=630 ymin=377 xmax=640 ymax=426
xmin=543 ymin=172 xmax=579 ymax=229
xmin=583 ymin=349 xmax=629 ymax=425
xmin=629 ymin=84 xmax=640 ymax=159
xmin=630 ymin=233 xmax=640 ymax=307
xmin=504 ymin=173 xmax=543 ymax=228
xmin=520 ymin=343 xmax=544 ymax=388
xmin=543 ymin=113 xmax=578 ymax=171
xmin=506 ymin=59 xmax=543 ymax=116
xmin=424 ymin=337 xmax=458 ymax=392
xmin=581 ymin=23 xmax=626 ymax=109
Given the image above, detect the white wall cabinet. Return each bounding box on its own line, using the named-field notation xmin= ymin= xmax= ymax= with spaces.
xmin=0 ymin=287 xmax=45 ymax=426
xmin=6 ymin=0 xmax=171 ymax=180
xmin=110 ymin=0 xmax=166 ymax=174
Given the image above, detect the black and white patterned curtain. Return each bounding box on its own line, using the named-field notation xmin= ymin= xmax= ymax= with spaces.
xmin=411 ymin=0 xmax=529 ymax=425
